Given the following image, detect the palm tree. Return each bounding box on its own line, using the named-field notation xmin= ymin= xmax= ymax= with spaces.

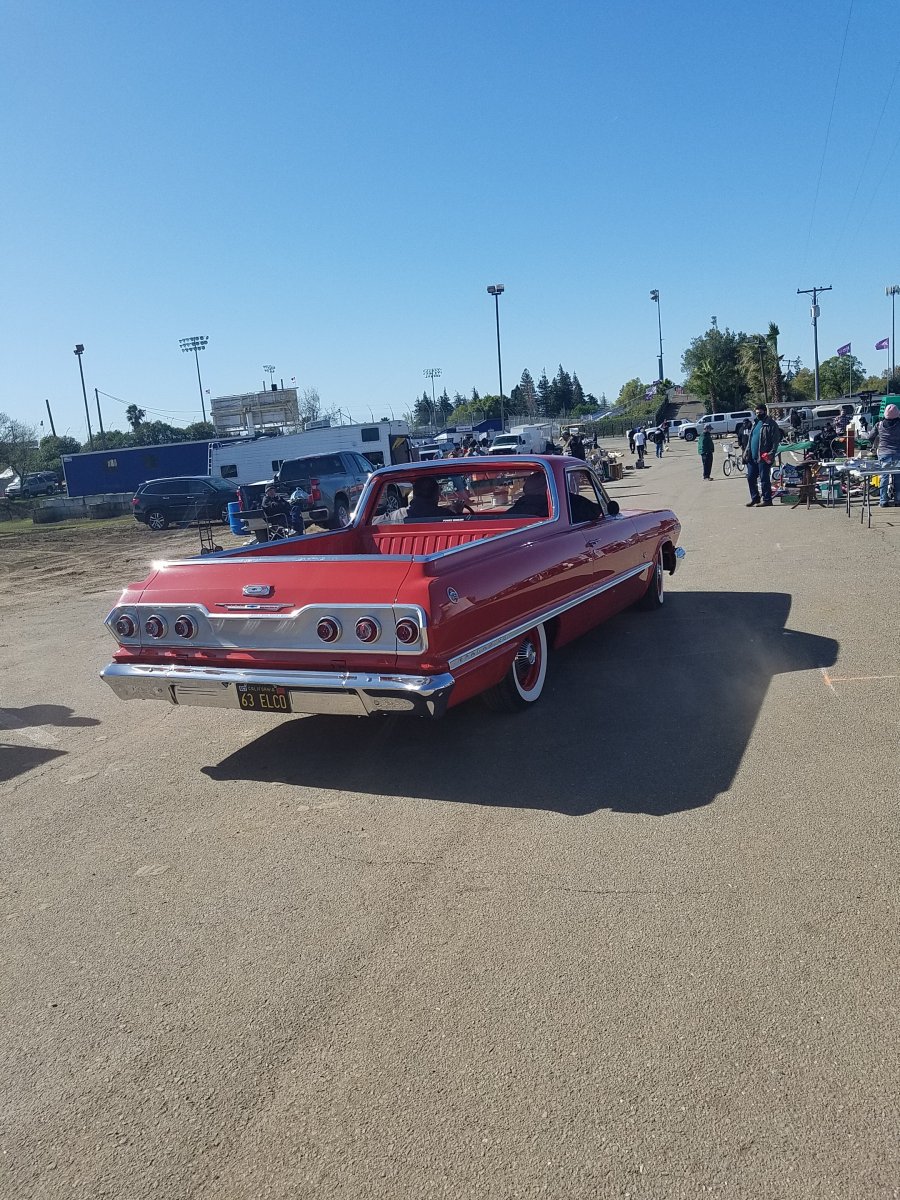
xmin=125 ymin=404 xmax=146 ymax=431
xmin=766 ymin=322 xmax=785 ymax=407
xmin=692 ymin=357 xmax=728 ymax=412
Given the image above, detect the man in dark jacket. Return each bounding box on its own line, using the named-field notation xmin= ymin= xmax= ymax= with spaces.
xmin=744 ymin=403 xmax=782 ymax=507
xmin=873 ymin=402 xmax=900 ymax=506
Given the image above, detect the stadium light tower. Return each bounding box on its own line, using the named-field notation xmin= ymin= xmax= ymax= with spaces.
xmin=650 ymin=290 xmax=664 ymax=381
xmin=887 ymin=285 xmax=899 ymax=384
xmin=179 ymin=335 xmax=209 ymax=422
xmin=73 ymin=344 xmax=94 ymax=449
xmin=486 ymin=284 xmax=505 ymax=430
xmin=423 ymin=367 xmax=441 ymax=428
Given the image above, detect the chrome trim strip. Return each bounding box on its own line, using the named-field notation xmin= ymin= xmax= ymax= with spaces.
xmin=448 ymin=561 xmax=651 ymax=670
xmin=105 ymin=602 xmax=429 ymax=656
xmin=101 ymin=662 xmax=455 ymax=717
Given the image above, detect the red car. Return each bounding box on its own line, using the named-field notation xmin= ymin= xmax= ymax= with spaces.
xmin=101 ymin=457 xmax=683 ymax=717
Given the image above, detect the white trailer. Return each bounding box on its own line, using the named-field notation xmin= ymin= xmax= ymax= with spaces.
xmin=208 ymin=421 xmax=414 ymax=486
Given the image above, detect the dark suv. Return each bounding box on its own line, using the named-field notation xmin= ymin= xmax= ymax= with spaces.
xmin=132 ymin=476 xmax=239 ymax=531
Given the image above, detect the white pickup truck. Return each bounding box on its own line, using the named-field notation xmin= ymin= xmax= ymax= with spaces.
xmin=678 ymin=410 xmax=754 ymax=441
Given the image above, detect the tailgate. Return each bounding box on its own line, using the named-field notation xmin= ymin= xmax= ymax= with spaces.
xmin=109 ymin=555 xmax=419 ymax=663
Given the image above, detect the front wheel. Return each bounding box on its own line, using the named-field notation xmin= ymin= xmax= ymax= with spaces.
xmin=483 ymin=624 xmax=548 ymax=712
xmin=684 ymin=430 xmax=697 ymax=442
xmin=636 ymin=548 xmax=665 ymax=610
xmin=723 ymin=458 xmax=733 ymax=477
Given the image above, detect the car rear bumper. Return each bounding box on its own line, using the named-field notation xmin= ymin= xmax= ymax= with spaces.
xmin=101 ymin=661 xmax=455 ymax=718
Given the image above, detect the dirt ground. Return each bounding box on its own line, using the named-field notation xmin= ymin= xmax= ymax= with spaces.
xmin=0 ymin=518 xmax=250 ymax=611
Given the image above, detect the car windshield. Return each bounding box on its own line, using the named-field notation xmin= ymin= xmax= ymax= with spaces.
xmin=369 ymin=466 xmax=552 ymax=524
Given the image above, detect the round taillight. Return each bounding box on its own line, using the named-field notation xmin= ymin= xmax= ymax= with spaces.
xmin=355 ymin=616 xmax=381 ymax=643
xmin=145 ymin=615 xmax=167 ymax=640
xmin=114 ymin=614 xmax=136 ymax=638
xmin=173 ymin=615 xmax=195 ymax=639
xmin=395 ymin=618 xmax=419 ymax=645
xmin=316 ymin=616 xmax=342 ymax=643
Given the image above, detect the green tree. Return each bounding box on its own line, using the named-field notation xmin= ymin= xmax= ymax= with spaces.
xmin=572 ymin=373 xmax=586 ymax=410
xmin=35 ymin=435 xmax=81 ymax=477
xmin=438 ymin=389 xmax=453 ymax=421
xmin=413 ymin=391 xmax=432 ymax=427
xmin=182 ymin=421 xmax=216 ymax=440
xmin=682 ymin=325 xmax=749 ymax=410
xmin=0 ymin=413 xmax=38 ymax=482
xmin=817 ymin=354 xmax=866 ymax=399
xmin=554 ymin=365 xmax=574 ymax=414
xmin=518 ymin=368 xmax=538 ymax=418
xmin=617 ymin=378 xmax=648 ymax=409
xmin=536 ymin=370 xmax=552 ymax=415
xmin=125 ymin=404 xmax=146 ymax=430
xmin=788 ymin=368 xmax=816 ymax=403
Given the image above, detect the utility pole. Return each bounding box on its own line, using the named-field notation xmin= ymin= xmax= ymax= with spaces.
xmin=797 ymin=285 xmax=831 ymax=406
xmin=94 ymin=388 xmax=106 ymax=449
xmin=45 ymin=400 xmax=57 ymax=438
xmin=73 ymin=344 xmax=94 ymax=449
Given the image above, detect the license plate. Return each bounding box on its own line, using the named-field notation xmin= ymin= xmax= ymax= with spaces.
xmin=236 ymin=683 xmax=292 ymax=713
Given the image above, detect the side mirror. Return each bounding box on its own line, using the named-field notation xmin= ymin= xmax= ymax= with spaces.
xmin=607 ymin=500 xmax=620 ymax=516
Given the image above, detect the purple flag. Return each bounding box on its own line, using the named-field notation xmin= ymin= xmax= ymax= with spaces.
xmin=836 ymin=343 xmax=851 ymax=357
xmin=876 ymin=337 xmax=889 ymax=350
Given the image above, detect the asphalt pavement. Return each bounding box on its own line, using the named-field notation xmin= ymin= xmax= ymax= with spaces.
xmin=1 ymin=437 xmax=898 ymax=1199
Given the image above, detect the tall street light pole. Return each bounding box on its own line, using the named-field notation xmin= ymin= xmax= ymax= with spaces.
xmin=487 ymin=284 xmax=505 ymax=431
xmin=73 ymin=344 xmax=94 ymax=449
xmin=887 ymin=285 xmax=899 ymax=386
xmin=650 ymin=289 xmax=664 ymax=381
xmin=179 ymin=335 xmax=209 ymax=422
xmin=423 ymin=367 xmax=441 ymax=428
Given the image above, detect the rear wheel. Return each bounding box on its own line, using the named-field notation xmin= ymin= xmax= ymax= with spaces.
xmin=636 ymin=547 xmax=665 ymax=610
xmin=146 ymin=509 xmax=169 ymax=531
xmin=331 ymin=496 xmax=351 ymax=528
xmin=483 ymin=624 xmax=548 ymax=712
xmin=383 ymin=486 xmax=402 ymax=515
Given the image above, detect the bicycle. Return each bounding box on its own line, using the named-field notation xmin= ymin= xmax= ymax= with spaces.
xmin=722 ymin=442 xmax=745 ymax=476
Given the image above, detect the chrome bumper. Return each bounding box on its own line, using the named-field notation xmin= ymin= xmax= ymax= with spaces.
xmin=101 ymin=662 xmax=455 ymax=718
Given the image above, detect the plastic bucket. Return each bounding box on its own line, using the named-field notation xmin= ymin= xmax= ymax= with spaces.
xmin=228 ymin=501 xmax=248 ymax=534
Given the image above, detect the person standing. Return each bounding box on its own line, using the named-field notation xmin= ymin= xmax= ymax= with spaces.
xmin=872 ymin=402 xmax=900 ymax=506
xmin=744 ymin=403 xmax=782 ymax=507
xmin=634 ymin=427 xmax=647 ymax=462
xmin=627 ymin=427 xmax=636 ymax=455
xmin=654 ymin=428 xmax=665 ymax=458
xmin=698 ymin=427 xmax=714 ymax=480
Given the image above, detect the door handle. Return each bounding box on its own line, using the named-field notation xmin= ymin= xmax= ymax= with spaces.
xmin=586 ymin=539 xmax=600 ymax=548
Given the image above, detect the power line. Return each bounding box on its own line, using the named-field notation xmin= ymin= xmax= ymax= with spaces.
xmin=802 ymin=0 xmax=855 ymax=272
xmin=830 ymin=55 xmax=900 ymax=265
xmin=96 ymin=390 xmax=202 ymax=423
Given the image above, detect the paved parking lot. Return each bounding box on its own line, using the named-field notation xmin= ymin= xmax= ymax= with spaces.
xmin=1 ymin=442 xmax=898 ymax=1199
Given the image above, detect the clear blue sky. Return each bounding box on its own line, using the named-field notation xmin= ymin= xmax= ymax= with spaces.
xmin=2 ymin=0 xmax=899 ymax=440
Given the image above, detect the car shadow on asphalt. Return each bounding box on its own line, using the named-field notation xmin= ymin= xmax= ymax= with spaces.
xmin=202 ymin=592 xmax=838 ymax=817
xmin=0 ymin=744 xmax=66 ymax=783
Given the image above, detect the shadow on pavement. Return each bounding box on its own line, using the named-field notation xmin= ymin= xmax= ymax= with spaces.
xmin=0 ymin=744 xmax=66 ymax=782
xmin=203 ymin=592 xmax=837 ymax=817
xmin=0 ymin=705 xmax=100 ymax=731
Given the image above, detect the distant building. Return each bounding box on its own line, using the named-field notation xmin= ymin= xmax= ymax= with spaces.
xmin=210 ymin=387 xmax=299 ymax=437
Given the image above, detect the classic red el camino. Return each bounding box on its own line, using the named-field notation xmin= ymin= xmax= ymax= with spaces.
xmin=101 ymin=457 xmax=683 ymax=717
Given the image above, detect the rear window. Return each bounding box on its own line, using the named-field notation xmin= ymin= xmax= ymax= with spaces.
xmin=282 ymin=454 xmax=344 ymax=477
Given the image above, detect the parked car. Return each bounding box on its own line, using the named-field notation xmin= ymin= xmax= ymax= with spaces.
xmin=275 ymin=450 xmax=398 ymax=527
xmin=102 ymin=456 xmax=684 ymax=720
xmin=679 ymin=410 xmax=754 ymax=441
xmin=6 ymin=471 xmax=60 ymax=499
xmin=131 ymin=476 xmax=240 ymax=531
